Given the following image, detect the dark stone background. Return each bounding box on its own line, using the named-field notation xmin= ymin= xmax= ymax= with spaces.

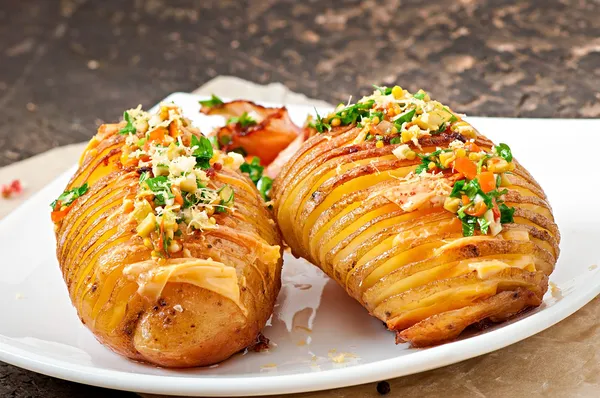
xmin=0 ymin=0 xmax=598 ymax=396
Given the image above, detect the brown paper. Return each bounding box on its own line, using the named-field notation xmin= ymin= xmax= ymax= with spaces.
xmin=2 ymin=76 xmax=597 ymax=398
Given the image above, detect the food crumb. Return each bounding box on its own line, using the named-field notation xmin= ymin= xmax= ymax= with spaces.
xmin=15 ymin=293 xmax=24 ymax=300
xmin=26 ymin=102 xmax=37 ymax=112
xmin=589 ymin=264 xmax=598 ymax=271
xmin=1 ymin=180 xmax=23 ymax=199
xmin=261 ymin=363 xmax=277 ymax=368
xmin=296 ymin=340 xmax=306 ymax=346
xmin=328 ymin=349 xmax=357 ymax=364
xmin=173 ymin=304 xmax=183 ymax=312
xmin=377 ymin=381 xmax=391 ymax=395
xmin=87 ymin=60 xmax=99 ymax=70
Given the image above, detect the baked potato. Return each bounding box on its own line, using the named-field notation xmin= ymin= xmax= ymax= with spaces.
xmin=52 ymin=104 xmax=283 ymax=367
xmin=272 ymin=85 xmax=559 ymax=346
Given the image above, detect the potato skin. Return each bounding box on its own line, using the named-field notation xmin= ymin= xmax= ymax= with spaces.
xmin=273 ymin=126 xmax=559 ymax=346
xmin=54 ymin=124 xmax=282 ymax=367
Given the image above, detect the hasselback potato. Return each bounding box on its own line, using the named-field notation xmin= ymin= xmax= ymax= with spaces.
xmin=52 ymin=104 xmax=282 ymax=367
xmin=273 ymin=86 xmax=559 ymax=346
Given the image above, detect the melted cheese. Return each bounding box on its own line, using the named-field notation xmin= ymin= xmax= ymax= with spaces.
xmin=469 ymin=256 xmax=535 ymax=279
xmin=123 ymin=258 xmax=246 ymax=315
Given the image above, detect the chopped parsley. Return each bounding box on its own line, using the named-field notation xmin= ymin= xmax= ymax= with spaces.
xmin=257 ymin=176 xmax=273 ymax=202
xmin=118 ymin=111 xmax=137 ymax=135
xmin=239 ymin=156 xmax=273 ymax=201
xmin=413 ymin=92 xmax=425 ymax=100
xmin=314 ymin=108 xmax=331 ymax=133
xmin=240 ymin=157 xmax=264 ymax=184
xmin=51 ymin=183 xmax=89 ymax=209
xmin=191 ymin=135 xmax=214 ymax=169
xmin=198 ymin=94 xmax=224 ymax=108
xmin=144 ymin=176 xmax=174 ymax=206
xmin=227 ymin=112 xmax=257 ymax=128
xmin=215 ymin=185 xmax=234 ymax=213
xmin=394 ymin=109 xmax=416 ymax=129
xmin=495 ymin=143 xmax=513 ymax=162
xmin=372 ymin=84 xmax=392 ymax=95
xmin=499 ymin=203 xmax=515 ymax=224
xmin=390 ymin=136 xmax=402 ymax=145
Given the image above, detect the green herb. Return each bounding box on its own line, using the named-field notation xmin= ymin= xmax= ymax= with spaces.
xmin=499 ymin=203 xmax=515 ymax=224
xmin=139 ymin=171 xmax=149 ymax=185
xmin=434 ymin=122 xmax=446 ymax=134
xmin=314 ymin=108 xmax=331 ymax=133
xmin=495 ymin=143 xmax=513 ymax=162
xmin=144 ymin=176 xmax=174 ymax=206
xmin=227 ymin=112 xmax=257 ymax=128
xmin=240 ymin=157 xmax=264 ymax=184
xmin=414 ymin=92 xmax=425 ymax=100
xmin=118 ymin=111 xmax=137 ymax=135
xmin=461 ymin=216 xmax=477 ymax=237
xmin=257 ymin=176 xmax=273 ymax=202
xmin=415 ymin=149 xmax=448 ymax=174
xmin=477 ymin=216 xmax=491 ymax=235
xmin=373 ymin=84 xmax=392 ymax=95
xmin=51 ymin=183 xmax=89 ymax=209
xmin=390 ymin=136 xmax=401 ymax=145
xmin=191 ymin=135 xmax=214 ymax=169
xmin=443 ymin=107 xmax=458 ymax=123
xmin=199 ymin=94 xmax=224 ymax=108
xmin=496 ymin=174 xmax=502 ymax=188
xmin=394 ymin=109 xmax=416 ymax=128
xmin=215 ymin=185 xmax=234 ymax=213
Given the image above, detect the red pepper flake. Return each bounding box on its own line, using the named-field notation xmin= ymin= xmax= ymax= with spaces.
xmin=1 ymin=179 xmax=23 ymax=199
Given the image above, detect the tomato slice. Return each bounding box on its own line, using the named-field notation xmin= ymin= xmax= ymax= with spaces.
xmin=465 ymin=201 xmax=487 ymax=217
xmin=454 ymin=157 xmax=478 ymax=180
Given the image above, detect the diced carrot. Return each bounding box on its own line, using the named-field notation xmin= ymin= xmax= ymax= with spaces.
xmin=173 ymin=187 xmax=184 ymax=206
xmin=149 ymin=128 xmax=166 ymax=143
xmin=454 ymin=157 xmax=478 ymax=180
xmin=169 ymin=121 xmax=180 ymax=138
xmin=462 ymin=194 xmax=470 ymax=205
xmin=478 ymin=171 xmax=496 ymax=193
xmin=465 ymin=142 xmax=481 ymax=152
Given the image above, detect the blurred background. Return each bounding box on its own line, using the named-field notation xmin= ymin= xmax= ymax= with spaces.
xmin=1 ymin=0 xmax=599 ymax=169
xmin=0 ymin=0 xmax=599 ymax=396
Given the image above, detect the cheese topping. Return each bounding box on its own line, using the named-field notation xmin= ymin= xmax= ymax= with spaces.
xmin=123 ymin=257 xmax=246 ymax=314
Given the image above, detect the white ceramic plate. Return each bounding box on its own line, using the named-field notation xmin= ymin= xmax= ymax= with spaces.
xmin=1 ymin=93 xmax=599 ymax=397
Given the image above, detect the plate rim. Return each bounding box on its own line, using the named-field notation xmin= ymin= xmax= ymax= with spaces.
xmin=1 ymin=92 xmax=599 ymax=396
xmin=1 ymin=280 xmax=598 ymax=396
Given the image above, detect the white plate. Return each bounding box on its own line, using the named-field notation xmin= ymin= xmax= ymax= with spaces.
xmin=1 ymin=93 xmax=599 ymax=397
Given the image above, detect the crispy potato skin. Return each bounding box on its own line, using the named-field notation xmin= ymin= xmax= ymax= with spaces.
xmin=273 ymin=126 xmax=559 ymax=346
xmin=54 ymin=124 xmax=283 ymax=367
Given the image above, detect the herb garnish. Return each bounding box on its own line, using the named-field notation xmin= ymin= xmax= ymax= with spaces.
xmin=191 ymin=135 xmax=214 ymax=169
xmin=495 ymin=143 xmax=513 ymax=162
xmin=198 ymin=94 xmax=224 ymax=108
xmin=373 ymin=84 xmax=392 ymax=95
xmin=51 ymin=183 xmax=89 ymax=209
xmin=227 ymin=112 xmax=257 ymax=128
xmin=239 ymin=156 xmax=273 ymax=201
xmin=144 ymin=176 xmax=174 ymax=206
xmin=240 ymin=157 xmax=264 ymax=184
xmin=118 ymin=111 xmax=137 ymax=135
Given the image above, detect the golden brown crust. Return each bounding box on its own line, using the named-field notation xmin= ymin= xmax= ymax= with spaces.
xmin=54 ymin=124 xmax=283 ymax=367
xmin=273 ymin=128 xmax=559 ymax=347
